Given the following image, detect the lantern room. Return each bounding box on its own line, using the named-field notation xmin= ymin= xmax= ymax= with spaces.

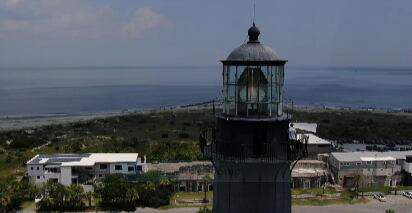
xmin=221 ymin=23 xmax=287 ymax=118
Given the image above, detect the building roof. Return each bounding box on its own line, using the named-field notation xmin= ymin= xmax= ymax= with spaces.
xmin=331 ymin=151 xmax=412 ymax=162
xmin=292 ymin=122 xmax=317 ymax=133
xmin=27 ymin=153 xmax=139 ymax=166
xmin=27 ymin=154 xmax=90 ymax=164
xmin=226 ymin=43 xmax=280 ymax=61
xmin=225 ymin=23 xmax=282 ymax=62
xmin=299 ymin=134 xmax=331 ymax=145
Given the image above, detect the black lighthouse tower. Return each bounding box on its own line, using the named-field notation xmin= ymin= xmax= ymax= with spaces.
xmin=200 ymin=23 xmax=306 ymax=213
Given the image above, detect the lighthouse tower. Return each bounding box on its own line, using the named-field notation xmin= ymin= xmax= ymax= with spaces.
xmin=200 ymin=23 xmax=306 ymax=213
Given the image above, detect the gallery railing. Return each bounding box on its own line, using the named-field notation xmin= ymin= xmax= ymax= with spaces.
xmin=200 ymin=128 xmax=307 ymax=163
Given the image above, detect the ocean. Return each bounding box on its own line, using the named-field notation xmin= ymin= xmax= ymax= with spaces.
xmin=0 ymin=66 xmax=411 ymax=117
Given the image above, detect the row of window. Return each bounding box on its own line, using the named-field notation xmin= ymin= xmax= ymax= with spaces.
xmin=340 ymin=160 xmax=397 ymax=166
xmin=30 ymin=166 xmax=40 ymax=171
xmin=32 ymin=164 xmax=140 ymax=172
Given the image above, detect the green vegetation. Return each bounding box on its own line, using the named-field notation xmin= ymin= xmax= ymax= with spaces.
xmin=292 ymin=191 xmax=369 ymax=206
xmin=136 ymin=171 xmax=174 ymax=208
xmin=1 ymin=108 xmax=412 ymax=210
xmin=292 ymin=110 xmax=412 ymax=144
xmin=359 ymin=185 xmax=412 ymax=194
xmin=94 ymin=172 xmax=174 ymax=211
xmin=292 ymin=187 xmax=337 ymax=195
xmin=198 ymin=206 xmax=213 ymax=213
xmin=37 ymin=181 xmax=86 ymax=211
xmin=162 ymin=191 xmax=213 ymax=209
xmin=94 ymin=174 xmax=138 ymax=211
xmin=0 ymin=177 xmax=38 ymax=213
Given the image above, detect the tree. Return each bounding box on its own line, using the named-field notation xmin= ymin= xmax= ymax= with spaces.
xmin=137 ymin=172 xmax=174 ymax=208
xmin=94 ymin=174 xmax=138 ymax=211
xmin=85 ymin=191 xmax=93 ymax=207
xmin=37 ymin=181 xmax=86 ymax=211
xmin=65 ymin=184 xmax=85 ymax=210
xmin=0 ymin=178 xmax=32 ymax=213
xmin=202 ymin=175 xmax=213 ymax=203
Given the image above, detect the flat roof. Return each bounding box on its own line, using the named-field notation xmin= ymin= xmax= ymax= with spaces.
xmin=292 ymin=122 xmax=317 ymax=133
xmin=331 ymin=151 xmax=412 ymax=162
xmin=299 ymin=134 xmax=331 ymax=145
xmin=27 ymin=153 xmax=139 ymax=166
xmin=62 ymin=153 xmax=139 ymax=166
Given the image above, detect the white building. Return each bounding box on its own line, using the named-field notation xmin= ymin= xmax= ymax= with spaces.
xmin=26 ymin=153 xmax=147 ymax=186
xmin=329 ymin=151 xmax=412 ymax=187
xmin=298 ymin=133 xmax=331 ymax=159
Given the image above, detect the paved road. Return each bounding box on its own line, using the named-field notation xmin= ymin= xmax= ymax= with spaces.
xmin=136 ymin=195 xmax=412 ymax=213
xmin=293 ymin=195 xmax=412 ymax=213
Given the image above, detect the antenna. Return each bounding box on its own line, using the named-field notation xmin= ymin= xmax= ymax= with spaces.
xmin=253 ymin=0 xmax=256 ymax=24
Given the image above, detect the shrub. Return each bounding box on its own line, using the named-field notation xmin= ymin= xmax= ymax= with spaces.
xmin=178 ymin=133 xmax=190 ymax=139
xmin=198 ymin=206 xmax=213 ymax=213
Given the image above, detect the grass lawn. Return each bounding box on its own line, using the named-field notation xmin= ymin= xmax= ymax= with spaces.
xmin=20 ymin=201 xmax=36 ymax=211
xmin=359 ymin=186 xmax=412 ymax=194
xmin=159 ymin=192 xmax=213 ymax=209
xmin=292 ymin=191 xmax=370 ymax=206
xmin=292 ymin=187 xmax=337 ymax=195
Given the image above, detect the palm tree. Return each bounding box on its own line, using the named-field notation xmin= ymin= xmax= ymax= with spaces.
xmin=202 ymin=175 xmax=213 ymax=203
xmin=85 ymin=191 xmax=93 ymax=207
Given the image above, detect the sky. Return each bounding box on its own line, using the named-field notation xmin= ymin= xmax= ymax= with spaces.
xmin=0 ymin=0 xmax=412 ymax=67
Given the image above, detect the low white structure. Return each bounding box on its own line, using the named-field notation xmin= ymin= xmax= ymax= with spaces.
xmin=298 ymin=133 xmax=331 ymax=159
xmin=26 ymin=153 xmax=147 ymax=186
xmin=329 ymin=151 xmax=412 ymax=187
xmin=292 ymin=122 xmax=317 ymax=133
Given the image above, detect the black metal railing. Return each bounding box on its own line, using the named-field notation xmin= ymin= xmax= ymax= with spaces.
xmin=199 ymin=128 xmax=307 ymax=163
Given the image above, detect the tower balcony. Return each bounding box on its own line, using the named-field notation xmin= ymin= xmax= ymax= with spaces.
xmin=200 ymin=128 xmax=307 ymax=163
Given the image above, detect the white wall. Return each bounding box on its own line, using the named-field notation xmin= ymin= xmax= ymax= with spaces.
xmin=60 ymin=166 xmax=72 ymax=186
xmin=27 ymin=164 xmax=46 ymax=184
xmin=403 ymin=161 xmax=412 ymax=173
xmin=109 ymin=162 xmax=136 ymax=174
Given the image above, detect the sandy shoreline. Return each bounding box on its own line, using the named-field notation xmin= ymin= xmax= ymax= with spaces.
xmin=0 ymin=105 xmax=213 ymax=132
xmin=1 ymin=104 xmax=409 ymax=132
xmin=0 ymin=113 xmax=120 ymax=132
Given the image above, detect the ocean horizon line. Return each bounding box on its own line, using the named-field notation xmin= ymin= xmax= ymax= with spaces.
xmin=1 ymin=65 xmax=412 ymax=71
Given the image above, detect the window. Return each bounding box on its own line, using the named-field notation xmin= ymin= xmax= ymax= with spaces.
xmin=383 ymin=161 xmax=387 ymax=165
xmin=99 ymin=164 xmax=107 ymax=170
xmin=128 ymin=166 xmax=134 ymax=172
xmin=356 ymin=162 xmax=362 ymax=166
xmin=30 ymin=167 xmax=33 ymax=170
xmin=136 ymin=165 xmax=143 ymax=171
xmin=366 ymin=161 xmax=372 ymax=165
xmin=98 ymin=174 xmax=103 ymax=177
xmin=37 ymin=167 xmax=39 ymax=170
xmin=396 ymin=159 xmax=400 ymax=165
xmin=37 ymin=176 xmax=40 ymax=179
xmin=115 ymin=165 xmax=122 ymax=170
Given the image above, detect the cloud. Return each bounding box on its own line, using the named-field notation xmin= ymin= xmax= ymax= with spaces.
xmin=123 ymin=8 xmax=172 ymax=38
xmin=0 ymin=20 xmax=29 ymax=31
xmin=0 ymin=1 xmax=172 ymax=40
xmin=1 ymin=0 xmax=23 ymax=9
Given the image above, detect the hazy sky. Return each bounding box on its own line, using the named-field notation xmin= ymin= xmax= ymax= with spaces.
xmin=1 ymin=0 xmax=412 ymax=67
